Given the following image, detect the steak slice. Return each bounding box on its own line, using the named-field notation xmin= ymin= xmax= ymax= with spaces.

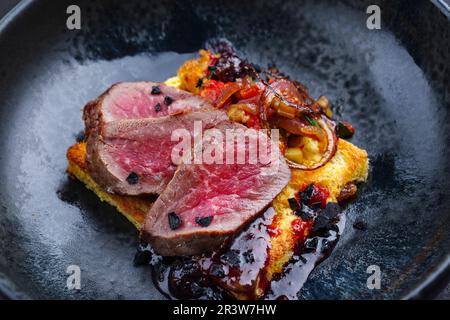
xmin=141 ymin=122 xmax=291 ymax=256
xmin=83 ymin=81 xmax=211 ymax=136
xmin=86 ymin=110 xmax=228 ymax=195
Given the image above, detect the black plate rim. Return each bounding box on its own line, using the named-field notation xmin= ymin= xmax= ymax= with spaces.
xmin=0 ymin=0 xmax=449 ymax=300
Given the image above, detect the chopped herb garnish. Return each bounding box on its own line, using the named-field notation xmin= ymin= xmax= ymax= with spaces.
xmin=164 ymin=96 xmax=173 ymax=106
xmin=195 ymin=216 xmax=213 ymax=227
xmin=151 ymin=86 xmax=162 ymax=94
xmin=305 ymin=115 xmax=320 ymax=128
xmin=126 ymin=172 xmax=139 ymax=185
xmin=154 ymin=103 xmax=161 ymax=112
xmin=208 ymin=65 xmax=217 ymax=72
xmin=168 ymin=212 xmax=182 ymax=230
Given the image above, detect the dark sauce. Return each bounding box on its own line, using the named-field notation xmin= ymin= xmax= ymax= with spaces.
xmin=135 ymin=185 xmax=345 ymax=300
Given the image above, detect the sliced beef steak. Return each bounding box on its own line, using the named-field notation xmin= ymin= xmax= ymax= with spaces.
xmin=86 ymin=110 xmax=228 ymax=195
xmin=141 ymin=122 xmax=291 ymax=256
xmin=83 ymin=81 xmax=211 ymax=135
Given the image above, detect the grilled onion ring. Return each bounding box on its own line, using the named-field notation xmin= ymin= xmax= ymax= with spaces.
xmin=284 ymin=115 xmax=338 ymax=171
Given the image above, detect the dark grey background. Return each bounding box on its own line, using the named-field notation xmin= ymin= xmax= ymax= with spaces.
xmin=0 ymin=0 xmax=448 ymax=300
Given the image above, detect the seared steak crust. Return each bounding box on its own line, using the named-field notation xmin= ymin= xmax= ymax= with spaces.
xmin=83 ymin=82 xmax=227 ymax=195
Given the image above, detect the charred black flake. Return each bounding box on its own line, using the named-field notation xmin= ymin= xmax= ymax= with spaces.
xmin=288 ymin=197 xmax=300 ymax=211
xmin=168 ymin=212 xmax=182 ymax=230
xmin=126 ymin=172 xmax=139 ymax=185
xmin=151 ymin=85 xmax=162 ymax=94
xmin=220 ymin=250 xmax=240 ymax=267
xmin=196 ymin=78 xmax=203 ymax=88
xmin=312 ymin=214 xmax=339 ymax=237
xmin=195 ymin=216 xmax=213 ymax=227
xmin=295 ymin=205 xmax=315 ymax=221
xmin=133 ymin=249 xmax=152 ymax=266
xmin=209 ymin=263 xmax=225 ymax=278
xmin=243 ymin=250 xmax=255 ymax=263
xmin=302 ymin=237 xmax=319 ymax=253
xmin=164 ymin=96 xmax=173 ymax=106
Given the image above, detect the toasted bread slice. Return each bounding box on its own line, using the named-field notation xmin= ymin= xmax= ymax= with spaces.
xmin=265 ymin=138 xmax=368 ymax=283
xmin=66 ymin=142 xmax=152 ymax=229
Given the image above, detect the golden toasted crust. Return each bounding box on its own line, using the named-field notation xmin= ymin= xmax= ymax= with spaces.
xmin=66 ymin=143 xmax=152 ymax=228
xmin=177 ymin=49 xmax=214 ymax=94
xmin=265 ymin=139 xmax=368 ymax=281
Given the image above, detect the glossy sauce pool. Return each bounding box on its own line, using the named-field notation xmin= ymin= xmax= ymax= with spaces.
xmin=135 ymin=185 xmax=344 ymax=300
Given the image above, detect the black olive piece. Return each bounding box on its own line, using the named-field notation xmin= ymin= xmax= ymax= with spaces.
xmin=243 ymin=250 xmax=255 ymax=263
xmin=288 ymin=197 xmax=300 ymax=211
xmin=220 ymin=250 xmax=240 ymax=267
xmin=299 ymin=183 xmax=315 ymax=204
xmin=322 ymin=203 xmax=341 ymax=220
xmin=196 ymin=78 xmax=203 ymax=88
xmin=209 ymin=263 xmax=225 ymax=278
xmin=133 ymin=250 xmax=152 ymax=266
xmin=311 ymin=215 xmax=333 ymax=237
xmin=151 ymin=85 xmax=162 ymax=94
xmin=353 ymin=220 xmax=367 ymax=231
xmin=195 ymin=216 xmax=213 ymax=227
xmin=309 ymin=201 xmax=323 ymax=210
xmin=168 ymin=212 xmax=182 ymax=230
xmin=164 ymin=96 xmax=173 ymax=106
xmin=154 ymin=103 xmax=161 ymax=112
xmin=126 ymin=172 xmax=139 ymax=185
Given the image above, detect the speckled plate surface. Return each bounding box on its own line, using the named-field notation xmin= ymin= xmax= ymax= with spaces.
xmin=0 ymin=0 xmax=449 ymax=299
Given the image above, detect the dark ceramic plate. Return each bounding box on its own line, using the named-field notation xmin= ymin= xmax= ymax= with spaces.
xmin=0 ymin=0 xmax=449 ymax=299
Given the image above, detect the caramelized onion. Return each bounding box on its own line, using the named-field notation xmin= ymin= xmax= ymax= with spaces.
xmin=215 ymin=83 xmax=241 ymax=108
xmin=261 ymin=79 xmax=316 ymax=115
xmin=284 ymin=116 xmax=338 ymax=171
xmin=270 ymin=116 xmax=324 ymax=139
